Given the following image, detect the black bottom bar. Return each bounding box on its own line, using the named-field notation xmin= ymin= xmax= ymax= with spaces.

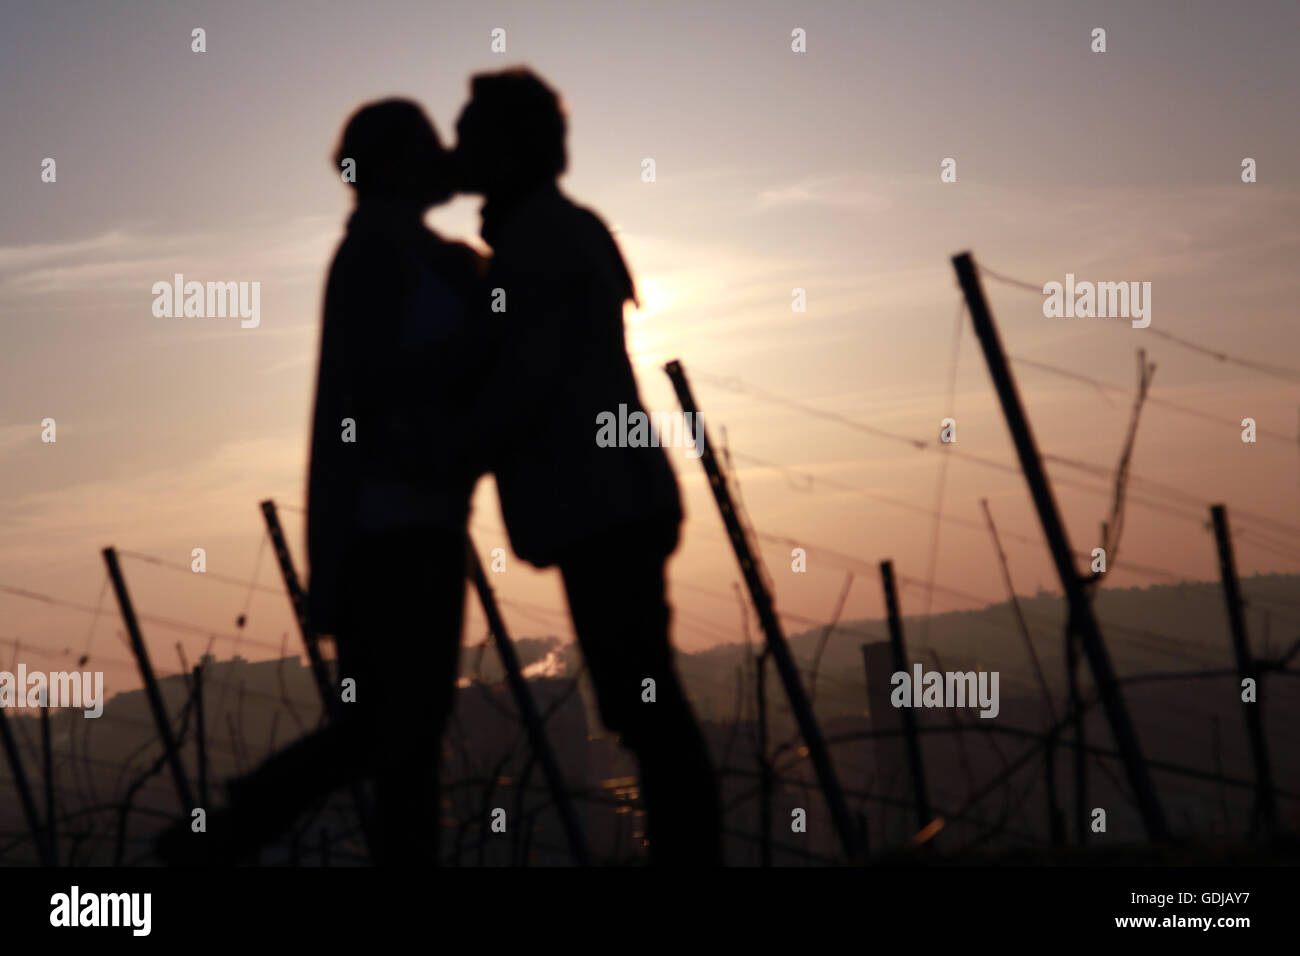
xmin=3 ymin=862 xmax=1293 ymax=943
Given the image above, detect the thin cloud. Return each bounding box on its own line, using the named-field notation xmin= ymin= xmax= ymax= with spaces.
xmin=0 ymin=217 xmax=342 ymax=299
xmin=757 ymin=175 xmax=892 ymax=212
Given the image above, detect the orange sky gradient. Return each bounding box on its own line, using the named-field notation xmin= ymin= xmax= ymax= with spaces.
xmin=2 ymin=1 xmax=1299 ymax=700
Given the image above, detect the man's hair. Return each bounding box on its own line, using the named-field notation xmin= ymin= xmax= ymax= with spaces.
xmin=467 ymin=69 xmax=567 ymax=180
xmin=333 ymin=98 xmax=449 ymax=202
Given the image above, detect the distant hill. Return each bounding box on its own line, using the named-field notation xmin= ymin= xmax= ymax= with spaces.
xmin=675 ymin=572 xmax=1300 ymax=722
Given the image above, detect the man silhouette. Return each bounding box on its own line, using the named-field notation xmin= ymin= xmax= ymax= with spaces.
xmin=455 ymin=69 xmax=723 ymax=865
xmin=156 ymin=99 xmax=484 ymax=866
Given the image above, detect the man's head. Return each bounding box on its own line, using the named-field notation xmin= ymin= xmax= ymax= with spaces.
xmin=454 ymin=68 xmax=566 ymax=199
xmin=334 ymin=99 xmax=453 ymax=207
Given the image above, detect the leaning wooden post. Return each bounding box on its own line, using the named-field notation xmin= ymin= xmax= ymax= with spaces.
xmin=951 ymin=252 xmax=1169 ymax=842
xmin=0 ymin=705 xmax=50 ymax=864
xmin=666 ymin=359 xmax=863 ymax=861
xmin=1065 ymin=621 xmax=1088 ymax=846
xmin=192 ymin=663 xmax=209 ymax=811
xmin=468 ymin=537 xmax=592 ymax=866
xmin=258 ymin=500 xmax=374 ymax=857
xmin=260 ymin=501 xmax=336 ymax=720
xmin=862 ymin=640 xmax=912 ymax=847
xmin=755 ymin=650 xmax=773 ymax=867
xmin=1210 ymin=504 xmax=1277 ymax=839
xmin=103 ymin=547 xmax=196 ymax=812
xmin=40 ymin=705 xmax=56 ymax=863
xmin=880 ymin=561 xmax=933 ymax=835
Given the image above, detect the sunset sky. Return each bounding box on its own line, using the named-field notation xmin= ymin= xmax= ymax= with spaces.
xmin=2 ymin=0 xmax=1298 ymax=700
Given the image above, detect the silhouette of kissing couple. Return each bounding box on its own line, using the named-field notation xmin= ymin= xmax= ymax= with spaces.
xmin=156 ymin=68 xmax=722 ymax=868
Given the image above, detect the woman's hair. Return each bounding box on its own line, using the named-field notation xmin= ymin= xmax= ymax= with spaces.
xmin=333 ymin=98 xmax=451 ymax=204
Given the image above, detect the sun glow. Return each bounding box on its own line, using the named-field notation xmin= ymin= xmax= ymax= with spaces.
xmin=624 ymin=274 xmax=676 ymax=366
xmin=630 ymin=274 xmax=671 ymax=321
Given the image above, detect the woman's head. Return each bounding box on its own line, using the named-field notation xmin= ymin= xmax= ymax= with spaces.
xmin=334 ymin=99 xmax=453 ymax=207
